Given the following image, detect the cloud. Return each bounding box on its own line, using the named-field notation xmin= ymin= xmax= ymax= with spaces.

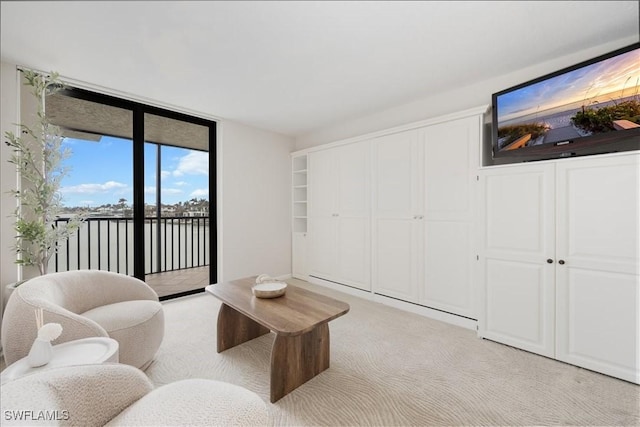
xmin=61 ymin=181 xmax=128 ymax=194
xmin=173 ymin=152 xmax=208 ymax=177
xmin=190 ymin=188 xmax=208 ymax=199
xmin=174 ymin=181 xmax=188 ymax=187
xmin=161 ymin=170 xmax=171 ymax=180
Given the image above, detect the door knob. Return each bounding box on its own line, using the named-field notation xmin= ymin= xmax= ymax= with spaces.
xmin=547 ymin=259 xmax=553 ymax=264
xmin=558 ymin=260 xmax=565 ymax=265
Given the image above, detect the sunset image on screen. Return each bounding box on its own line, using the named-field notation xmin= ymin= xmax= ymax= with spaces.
xmin=496 ymin=48 xmax=640 ymax=151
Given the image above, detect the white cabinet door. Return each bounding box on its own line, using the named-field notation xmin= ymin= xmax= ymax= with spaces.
xmin=479 ymin=163 xmax=556 ymax=358
xmin=308 ymin=149 xmax=337 ymax=281
xmin=422 ymin=116 xmax=479 ymax=318
xmin=309 ymin=149 xmax=337 ymax=217
xmin=337 ymin=217 xmax=370 ymax=290
xmin=337 ymin=142 xmax=369 ymax=218
xmin=372 ymin=130 xmax=422 ymax=302
xmin=555 ymin=154 xmax=639 ymax=384
xmin=308 ymin=216 xmax=337 ymax=281
xmin=336 ymin=141 xmax=370 ymax=290
xmin=308 ymin=142 xmax=370 ymax=290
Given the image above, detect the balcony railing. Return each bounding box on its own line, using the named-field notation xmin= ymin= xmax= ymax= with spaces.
xmin=52 ymin=216 xmax=210 ymax=276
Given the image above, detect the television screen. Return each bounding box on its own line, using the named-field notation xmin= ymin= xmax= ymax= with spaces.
xmin=492 ymin=43 xmax=640 ymax=161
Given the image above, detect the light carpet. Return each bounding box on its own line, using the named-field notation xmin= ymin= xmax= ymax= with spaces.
xmin=147 ymin=279 xmax=640 ymax=426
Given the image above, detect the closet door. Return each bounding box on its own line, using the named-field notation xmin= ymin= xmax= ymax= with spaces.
xmin=308 ymin=149 xmax=337 ymax=281
xmin=478 ymin=163 xmax=556 ymax=358
xmin=422 ymin=116 xmax=479 ymax=318
xmin=308 ymin=143 xmax=370 ymax=290
xmin=335 ymin=141 xmax=371 ymax=290
xmin=372 ymin=130 xmax=422 ymax=302
xmin=555 ymin=154 xmax=639 ymax=384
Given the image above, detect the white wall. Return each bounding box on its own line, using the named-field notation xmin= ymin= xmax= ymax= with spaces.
xmin=1 ymin=62 xmax=19 ymax=289
xmin=0 ymin=62 xmax=19 ymax=351
xmin=219 ymin=120 xmax=294 ymax=281
xmin=295 ymin=36 xmax=639 ymax=150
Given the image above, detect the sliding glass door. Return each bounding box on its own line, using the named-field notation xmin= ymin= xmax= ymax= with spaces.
xmin=143 ymin=114 xmax=211 ymax=298
xmin=45 ymin=92 xmax=136 ymax=275
xmin=45 ymin=85 xmax=217 ymax=299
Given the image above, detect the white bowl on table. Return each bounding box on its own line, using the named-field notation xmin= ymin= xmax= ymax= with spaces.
xmin=252 ymin=282 xmax=287 ymax=298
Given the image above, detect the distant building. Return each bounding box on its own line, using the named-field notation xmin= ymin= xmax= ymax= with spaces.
xmin=184 ymin=210 xmax=208 ymax=217
xmin=161 ymin=206 xmax=176 ymax=215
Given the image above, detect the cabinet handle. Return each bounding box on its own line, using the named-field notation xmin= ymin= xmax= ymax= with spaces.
xmin=558 ymin=260 xmax=565 ymax=265
xmin=547 ymin=259 xmax=553 ymax=264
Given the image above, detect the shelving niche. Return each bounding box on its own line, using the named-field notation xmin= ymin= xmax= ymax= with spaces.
xmin=292 ymin=155 xmax=308 ymax=279
xmin=292 ymin=155 xmax=307 ymax=233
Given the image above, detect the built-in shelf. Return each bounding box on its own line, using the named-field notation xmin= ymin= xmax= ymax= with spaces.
xmin=292 ymin=155 xmax=308 ymax=233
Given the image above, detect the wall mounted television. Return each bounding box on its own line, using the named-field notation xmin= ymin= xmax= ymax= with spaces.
xmin=491 ymin=43 xmax=640 ymax=162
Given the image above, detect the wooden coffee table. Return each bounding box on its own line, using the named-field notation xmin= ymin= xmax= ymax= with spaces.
xmin=205 ymin=277 xmax=349 ymax=402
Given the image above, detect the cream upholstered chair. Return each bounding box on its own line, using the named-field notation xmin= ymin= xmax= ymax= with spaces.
xmin=1 ymin=270 xmax=164 ymax=370
xmin=0 ymin=363 xmax=269 ymax=426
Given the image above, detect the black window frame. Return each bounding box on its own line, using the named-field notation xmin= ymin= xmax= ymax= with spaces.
xmin=55 ymin=86 xmax=217 ymax=299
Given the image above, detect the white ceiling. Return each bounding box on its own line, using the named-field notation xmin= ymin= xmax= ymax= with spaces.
xmin=1 ymin=1 xmax=638 ymax=137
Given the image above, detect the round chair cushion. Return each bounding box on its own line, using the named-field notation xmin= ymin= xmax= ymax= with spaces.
xmin=106 ymin=379 xmax=269 ymax=426
xmin=82 ymin=300 xmax=164 ymax=370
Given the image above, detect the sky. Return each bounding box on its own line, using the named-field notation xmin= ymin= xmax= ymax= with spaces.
xmin=59 ymin=136 xmax=209 ymax=208
xmin=497 ymin=47 xmax=639 ymax=123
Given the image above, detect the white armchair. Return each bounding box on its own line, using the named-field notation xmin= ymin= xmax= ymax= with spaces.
xmin=1 ymin=270 xmax=164 ymax=370
xmin=0 ymin=363 xmax=269 ymax=426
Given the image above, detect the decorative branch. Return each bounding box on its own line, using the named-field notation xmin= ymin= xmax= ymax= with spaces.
xmin=4 ymin=70 xmax=86 ymax=276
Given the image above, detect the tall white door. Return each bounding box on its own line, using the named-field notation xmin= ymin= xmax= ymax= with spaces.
xmin=372 ymin=130 xmax=422 ymax=302
xmin=478 ymin=163 xmax=556 ymax=358
xmin=336 ymin=141 xmax=371 ymax=290
xmin=308 ymin=149 xmax=337 ymax=281
xmin=555 ymin=154 xmax=639 ymax=384
xmin=422 ymin=116 xmax=479 ymax=318
xmin=308 ymin=143 xmax=371 ymax=290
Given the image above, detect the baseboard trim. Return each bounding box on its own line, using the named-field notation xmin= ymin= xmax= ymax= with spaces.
xmin=306 ymin=276 xmax=477 ymax=331
xmin=372 ymin=294 xmax=477 ymax=331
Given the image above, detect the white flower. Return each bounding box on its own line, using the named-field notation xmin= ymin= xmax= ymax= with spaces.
xmin=37 ymin=323 xmax=63 ymax=342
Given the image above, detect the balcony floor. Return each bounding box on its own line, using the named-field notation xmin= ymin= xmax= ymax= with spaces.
xmin=145 ymin=266 xmax=210 ymax=298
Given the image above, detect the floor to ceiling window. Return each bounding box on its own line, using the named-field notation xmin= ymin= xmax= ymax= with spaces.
xmin=44 ymin=84 xmax=217 ymax=300
xmin=143 ymin=114 xmax=211 ymax=298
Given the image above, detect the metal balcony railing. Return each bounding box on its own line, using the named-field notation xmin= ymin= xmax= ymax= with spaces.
xmin=52 ymin=216 xmax=210 ymax=276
